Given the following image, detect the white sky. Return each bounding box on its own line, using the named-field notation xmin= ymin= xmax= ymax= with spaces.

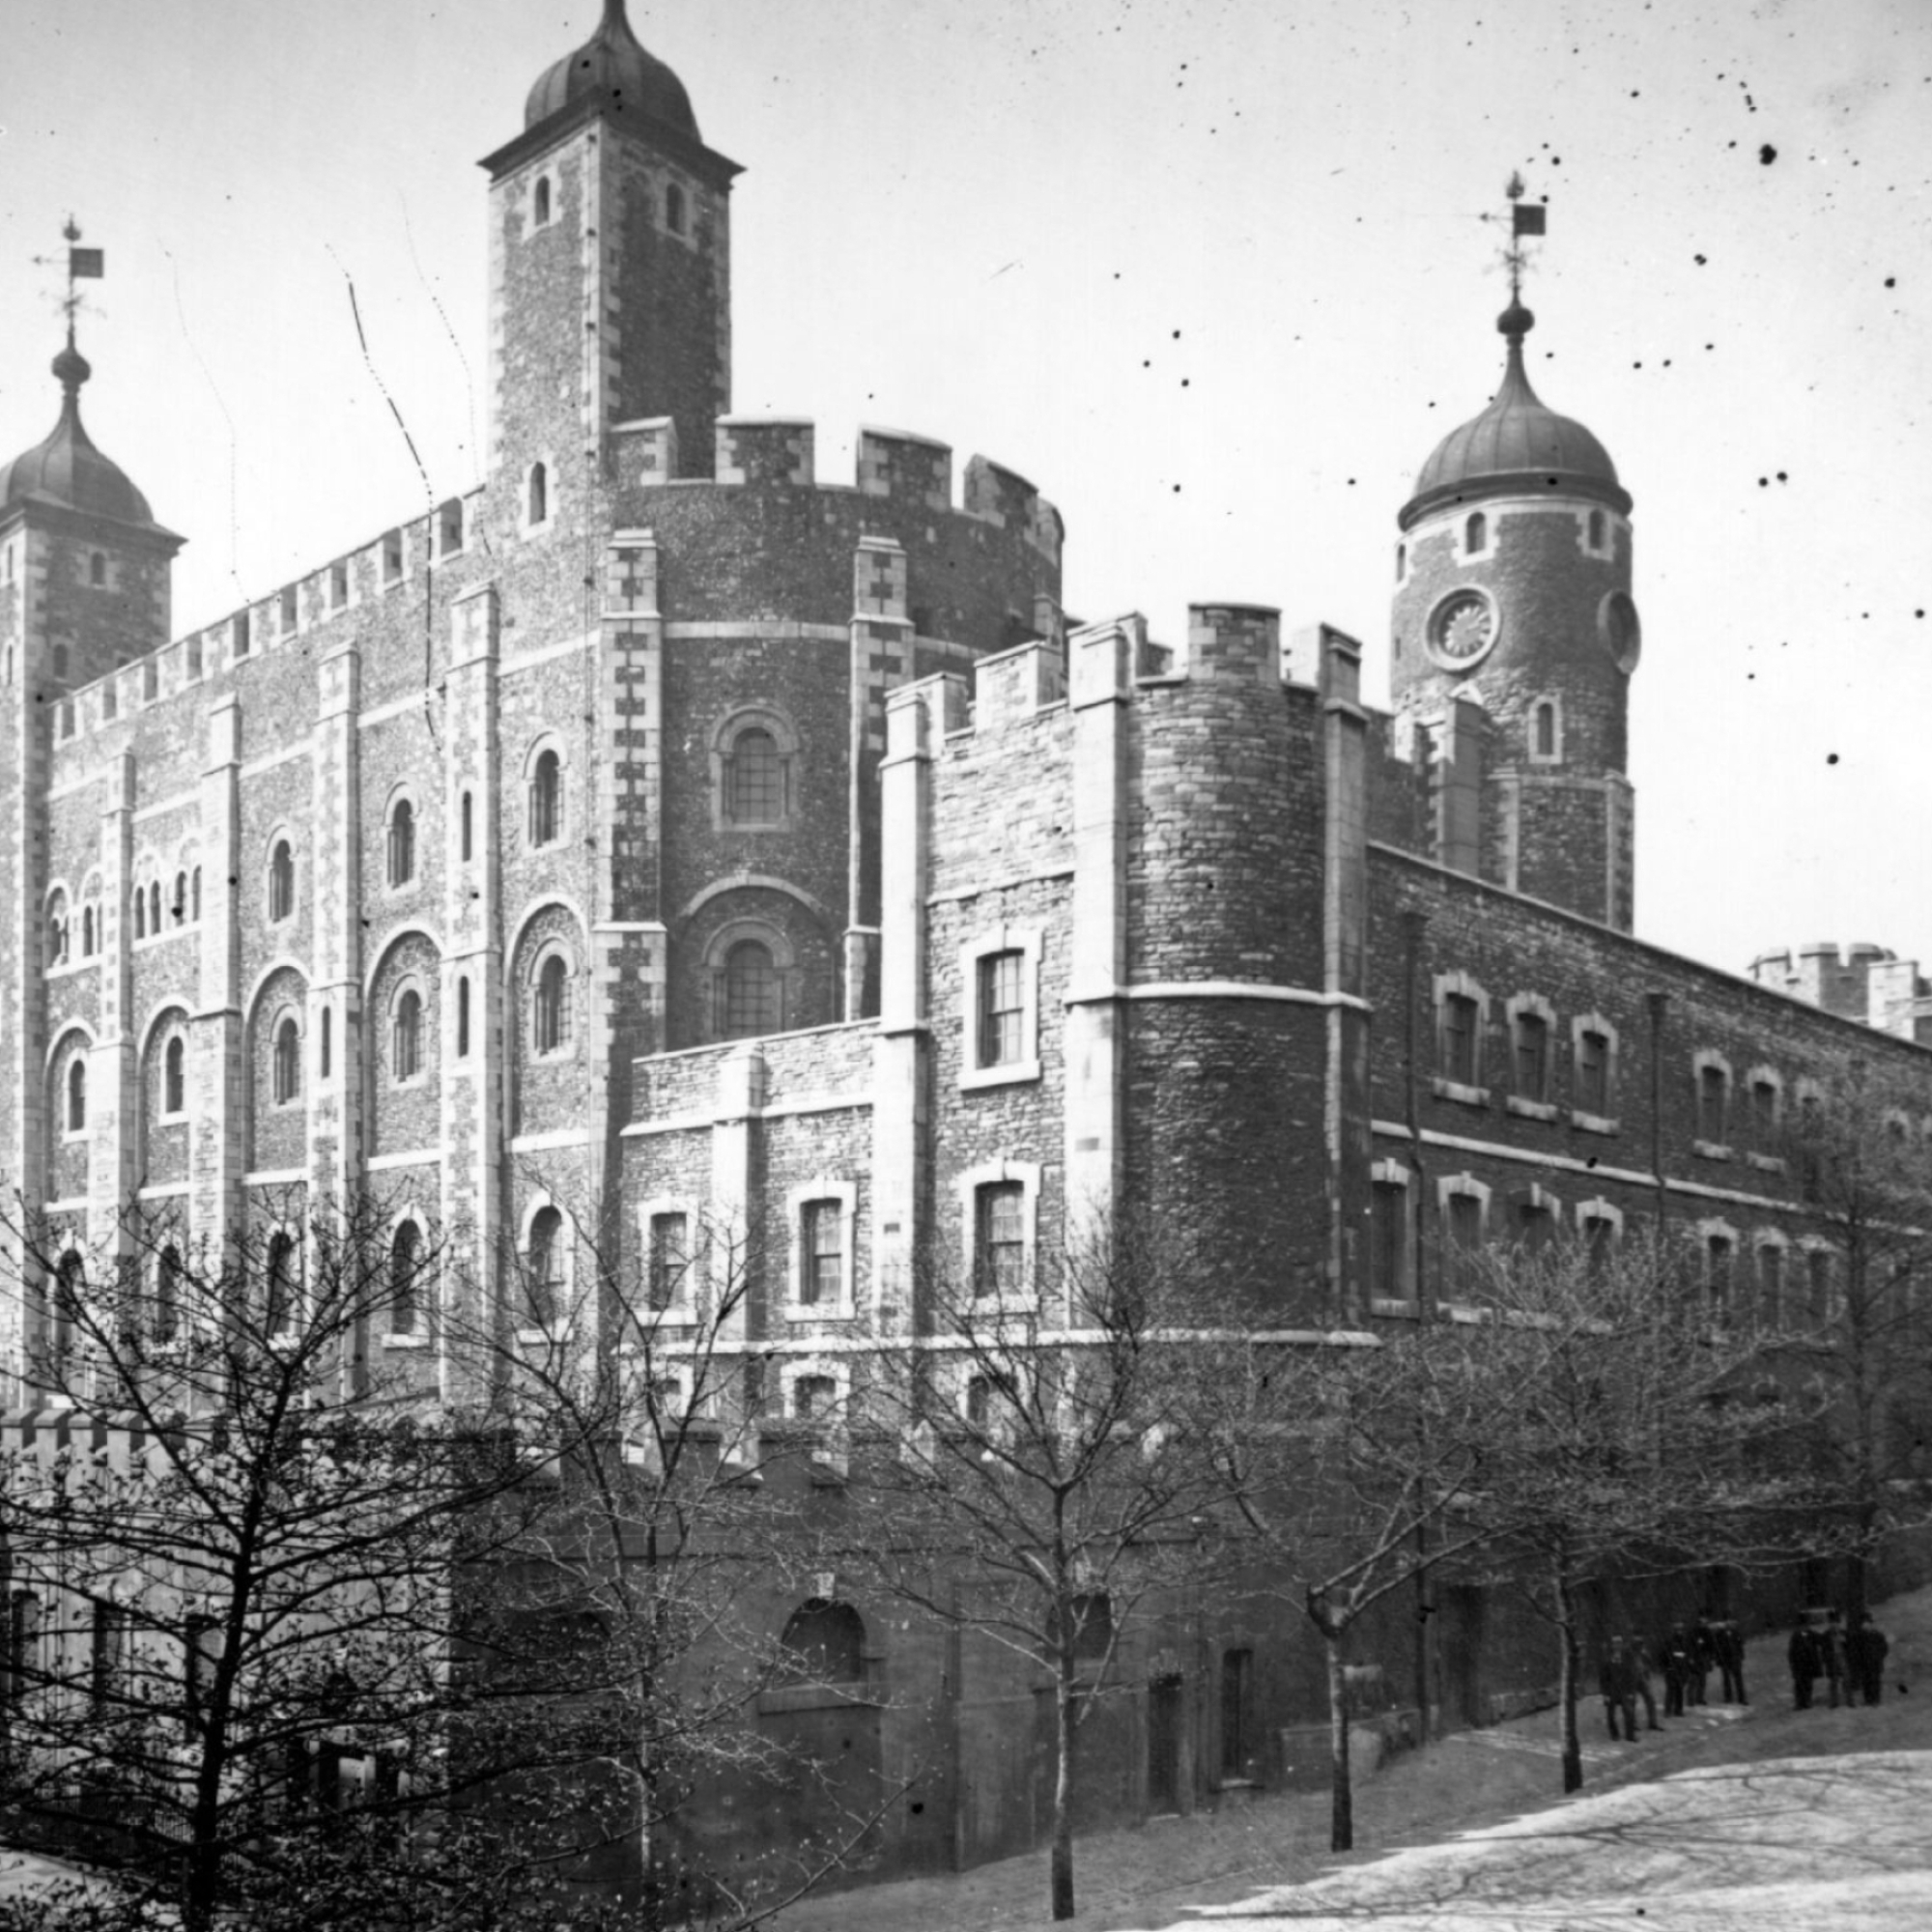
xmin=2 ymin=0 xmax=1928 ymax=978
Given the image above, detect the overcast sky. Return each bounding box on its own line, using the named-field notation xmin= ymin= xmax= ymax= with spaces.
xmin=2 ymin=0 xmax=1927 ymax=981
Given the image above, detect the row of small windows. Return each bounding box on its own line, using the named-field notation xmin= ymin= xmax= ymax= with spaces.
xmin=528 ymin=173 xmax=687 ymax=236
xmin=1397 ymin=508 xmax=1609 ymax=579
xmin=1434 ymin=978 xmax=1616 ymax=1117
xmin=46 ymin=870 xmax=203 ymax=962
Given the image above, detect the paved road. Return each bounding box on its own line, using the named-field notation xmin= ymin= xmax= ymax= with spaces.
xmin=1133 ymin=1747 xmax=1932 ymax=1932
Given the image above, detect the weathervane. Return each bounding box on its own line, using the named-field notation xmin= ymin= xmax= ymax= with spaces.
xmin=33 ymin=216 xmax=104 ymax=345
xmin=1484 ymin=173 xmax=1546 ymax=305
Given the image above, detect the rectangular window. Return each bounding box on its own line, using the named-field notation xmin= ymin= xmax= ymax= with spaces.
xmin=648 ymin=1211 xmax=687 ymax=1312
xmin=91 ymin=1601 xmax=127 ymax=1713
xmin=1517 ymin=1202 xmax=1554 ymax=1254
xmin=6 ymin=1593 xmax=39 ymax=1706
xmin=1514 ymin=1012 xmax=1549 ymax=1100
xmin=1220 ymin=1647 xmax=1254 ymax=1777
xmin=1706 ymin=1236 xmax=1735 ymax=1321
xmin=1582 ymin=1213 xmax=1616 ymax=1277
xmin=793 ymin=1374 xmax=838 ymax=1420
xmin=975 ymin=1181 xmax=1027 ymax=1297
xmin=232 ymin=611 xmax=251 ymax=659
xmin=1445 ymin=1192 xmax=1483 ymax=1296
xmin=439 ymin=499 xmax=465 ymax=558
xmin=1806 ymin=1249 xmax=1833 ymax=1322
xmin=1751 ymin=1079 xmax=1778 ymax=1143
xmin=1697 ymin=1065 xmax=1729 ymax=1143
xmin=978 ymin=951 xmax=1025 ymax=1067
xmin=1441 ymin=994 xmax=1480 ymax=1086
xmin=1371 ymin=1180 xmax=1407 ymax=1299
xmin=1758 ymin=1243 xmax=1784 ymax=1330
xmin=802 ymin=1201 xmax=842 ymax=1308
xmin=277 ymin=587 xmax=297 ymax=638
xmin=1575 ymin=1029 xmax=1609 ymax=1114
xmin=382 ymin=530 xmax=404 ymax=584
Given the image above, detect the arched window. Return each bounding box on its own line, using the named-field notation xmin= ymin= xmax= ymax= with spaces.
xmin=779 ymin=1599 xmax=864 ymax=1684
xmin=173 ymin=872 xmax=187 ymax=923
xmin=529 ymin=749 xmax=562 ymax=846
xmin=526 ymin=462 xmax=548 ymax=526
xmin=1588 ymin=508 xmax=1605 ymax=549
xmin=272 ymin=1014 xmax=301 ymax=1106
xmin=456 ymin=977 xmax=470 ymax=1058
xmin=387 ymin=798 xmax=415 ymax=888
xmin=724 ymin=728 xmax=782 ymax=825
xmin=150 ymin=882 xmax=162 ymax=936
xmin=54 ymin=1250 xmax=84 ymax=1355
xmin=155 ymin=1245 xmax=182 ymax=1345
xmin=164 ymin=1036 xmax=185 ymax=1115
xmin=192 ymin=867 xmax=202 ymax=922
xmin=67 ymin=1057 xmax=87 ymax=1133
xmin=81 ymin=906 xmax=95 ymax=956
xmin=1465 ymin=511 xmax=1488 ymax=554
xmin=320 ymin=1008 xmax=331 ymax=1080
xmin=133 ymin=888 xmax=146 ymax=941
xmin=666 ymin=181 xmax=687 ymax=235
xmin=460 ymin=792 xmax=473 ymax=862
xmin=532 ymin=175 xmax=552 ymax=226
xmin=90 ymin=552 xmax=106 ymax=586
xmin=392 ymin=989 xmax=422 ymax=1082
xmin=269 ymin=840 xmax=295 ymax=923
xmin=723 ymin=940 xmax=779 ymax=1038
xmin=526 ymin=1207 xmax=563 ymax=1326
xmin=47 ymin=903 xmax=66 ymax=964
xmin=534 ymin=954 xmax=572 ymax=1055
xmin=266 ymin=1233 xmax=297 ymax=1336
xmin=1533 ymin=700 xmax=1556 ymax=758
xmin=389 ymin=1219 xmax=422 ymax=1337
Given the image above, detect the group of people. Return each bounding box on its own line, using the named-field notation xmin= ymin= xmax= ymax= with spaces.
xmin=1788 ymin=1607 xmax=1890 ymax=1710
xmin=1596 ymin=1616 xmax=1749 ymax=1741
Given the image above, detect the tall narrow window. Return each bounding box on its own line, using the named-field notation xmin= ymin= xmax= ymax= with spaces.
xmin=266 ymin=1233 xmax=297 ymax=1336
xmin=1588 ymin=509 xmax=1605 ymax=548
xmin=6 ymin=1594 xmax=40 ymax=1707
xmin=269 ymin=839 xmax=295 ymax=923
xmin=722 ymin=940 xmax=779 ymax=1038
xmin=724 ymin=728 xmax=782 ymax=825
xmin=975 ymin=1181 xmax=1026 ymax=1297
xmin=1464 ymin=511 xmax=1487 ymax=554
xmin=1806 ymin=1248 xmax=1833 ymax=1322
xmin=1533 ymin=700 xmax=1556 ymax=758
xmin=155 ymin=1245 xmax=182 ymax=1345
xmin=82 ymin=906 xmax=95 ymax=955
xmin=529 ymin=750 xmax=562 ymax=846
xmin=192 ymin=867 xmax=202 ymax=921
xmin=456 ymin=977 xmax=470 ymax=1058
xmin=439 ymin=499 xmax=464 ymax=557
xmin=1513 ymin=1011 xmax=1549 ymax=1100
xmin=387 ymin=799 xmax=415 ymax=887
xmin=526 ymin=1208 xmax=563 ymax=1326
xmin=150 ymin=882 xmax=162 ymax=936
xmin=1371 ymin=1180 xmax=1407 ymax=1299
xmin=1751 ymin=1078 xmax=1779 ymax=1145
xmin=164 ymin=1036 xmax=185 ymax=1114
xmin=90 ymin=551 xmax=106 ymax=586
xmin=320 ymin=1008 xmax=331 ymax=1080
xmin=460 ymin=791 xmax=473 ymax=862
xmin=1517 ymin=1199 xmax=1555 ymax=1253
xmin=977 ymin=952 xmax=1025 ymax=1067
xmin=1441 ymin=993 xmax=1480 ymax=1086
xmin=53 ymin=1251 xmax=82 ymax=1356
xmin=273 ymin=1015 xmax=301 ymax=1105
xmin=1758 ymin=1243 xmax=1785 ymax=1330
xmin=1445 ymin=1191 xmax=1484 ymax=1297
xmin=526 ymin=463 xmax=548 ymax=526
xmin=1706 ymin=1235 xmax=1735 ymax=1321
xmin=389 ymin=1220 xmax=422 ymax=1337
xmin=173 ymin=872 xmax=187 ymax=923
xmin=67 ymin=1057 xmax=87 ymax=1132
xmin=90 ymin=1602 xmax=127 ymax=1713
xmin=1576 ymin=1029 xmax=1609 ymax=1114
xmin=534 ymin=955 xmax=571 ymax=1054
xmin=278 ymin=586 xmax=298 ymax=636
xmin=1582 ymin=1213 xmax=1616 ymax=1278
xmin=392 ymin=989 xmax=422 ymax=1082
xmin=1221 ymin=1648 xmax=1254 ymax=1777
xmin=533 ymin=176 xmax=552 ymax=225
xmin=965 ymin=1375 xmax=994 ymax=1431
xmin=233 ymin=610 xmax=253 ymax=657
xmin=666 ymin=181 xmax=687 ymax=235
xmin=801 ymin=1200 xmax=842 ymax=1308
xmin=1697 ymin=1064 xmax=1728 ymax=1143
xmin=648 ymin=1211 xmax=688 ymax=1311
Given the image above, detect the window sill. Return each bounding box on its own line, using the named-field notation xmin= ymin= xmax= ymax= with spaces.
xmin=1692 ymin=1140 xmax=1732 ymax=1161
xmin=960 ymin=1059 xmax=1041 ymax=1092
xmin=1747 ymin=1152 xmax=1786 ymax=1174
xmin=61 ymin=1128 xmax=88 ymax=1144
xmin=383 ymin=1332 xmax=428 ymax=1350
xmin=1505 ymin=1096 xmax=1558 ymax=1122
xmin=783 ymin=1303 xmax=856 ymax=1323
xmin=513 ymin=1326 xmax=565 ymax=1348
xmin=1570 ymin=1111 xmax=1619 ymax=1136
xmin=158 ymin=1110 xmax=188 ymax=1126
xmin=45 ymin=958 xmax=87 ymax=980
xmin=1369 ymin=1296 xmax=1419 ymax=1319
xmin=1431 ymin=1077 xmax=1488 ymax=1108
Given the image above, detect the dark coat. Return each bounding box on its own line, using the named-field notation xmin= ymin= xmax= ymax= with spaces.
xmin=1788 ymin=1627 xmax=1819 ymax=1679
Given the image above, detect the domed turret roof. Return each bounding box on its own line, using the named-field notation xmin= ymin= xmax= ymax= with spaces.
xmin=0 ymin=335 xmax=166 ymax=533
xmin=1400 ymin=301 xmax=1629 ymax=530
xmin=525 ymin=0 xmax=698 ymax=140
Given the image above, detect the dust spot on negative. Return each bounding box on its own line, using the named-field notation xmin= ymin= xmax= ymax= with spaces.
xmin=1827 ymin=753 xmax=1840 ymax=766
xmin=1759 ymin=144 xmax=1777 ymax=164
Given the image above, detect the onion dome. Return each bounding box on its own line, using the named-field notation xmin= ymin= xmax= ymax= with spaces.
xmin=1399 ymin=300 xmax=1629 ymax=530
xmin=0 ymin=333 xmax=166 ymax=532
xmin=525 ymin=0 xmax=698 ymax=140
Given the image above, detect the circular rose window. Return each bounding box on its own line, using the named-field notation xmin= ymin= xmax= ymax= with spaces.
xmin=1599 ymin=591 xmax=1642 ymax=674
xmin=1425 ymin=587 xmax=1498 ymax=671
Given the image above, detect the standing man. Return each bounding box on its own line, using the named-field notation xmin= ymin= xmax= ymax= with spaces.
xmin=1688 ymin=1616 xmax=1715 ymax=1708
xmin=1660 ymin=1623 xmax=1690 ymax=1718
xmin=1631 ymin=1634 xmax=1663 ymax=1731
xmin=1788 ymin=1617 xmax=1819 ymax=1710
xmin=1599 ymin=1635 xmax=1638 ymax=1743
xmin=1851 ymin=1615 xmax=1889 ymax=1707
xmin=1822 ymin=1608 xmax=1850 ymax=1708
xmin=1714 ymin=1619 xmax=1748 ymax=1704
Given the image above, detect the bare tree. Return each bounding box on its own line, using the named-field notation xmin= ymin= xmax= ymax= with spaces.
xmin=843 ymin=1229 xmax=1244 ymax=1923
xmin=1778 ymin=1059 xmax=1932 ymax=1609
xmin=0 ymin=1192 xmax=599 ymax=1932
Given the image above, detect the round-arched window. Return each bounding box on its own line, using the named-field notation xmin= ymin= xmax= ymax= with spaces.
xmin=722 ymin=940 xmax=780 ymax=1038
xmin=780 ymin=1599 xmax=865 ymax=1684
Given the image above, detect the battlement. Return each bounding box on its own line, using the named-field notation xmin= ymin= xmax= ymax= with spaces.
xmin=1749 ymin=940 xmax=1932 ymax=1040
xmin=612 ymin=414 xmax=1064 ymax=565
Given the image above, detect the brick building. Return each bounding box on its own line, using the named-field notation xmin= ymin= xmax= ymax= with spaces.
xmin=1 ymin=0 xmax=1926 ymax=1890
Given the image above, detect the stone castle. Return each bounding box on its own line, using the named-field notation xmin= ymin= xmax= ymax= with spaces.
xmin=2 ymin=0 xmax=1927 ymax=1873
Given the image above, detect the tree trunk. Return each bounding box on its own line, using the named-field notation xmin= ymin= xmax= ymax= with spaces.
xmin=1326 ymin=1629 xmax=1353 ymax=1853
xmin=1553 ymin=1560 xmax=1582 ymax=1795
xmin=1051 ymin=1644 xmax=1076 ymax=1920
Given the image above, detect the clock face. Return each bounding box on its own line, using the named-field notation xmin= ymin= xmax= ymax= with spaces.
xmin=1600 ymin=591 xmax=1642 ymax=674
xmin=1427 ymin=588 xmax=1497 ymax=670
